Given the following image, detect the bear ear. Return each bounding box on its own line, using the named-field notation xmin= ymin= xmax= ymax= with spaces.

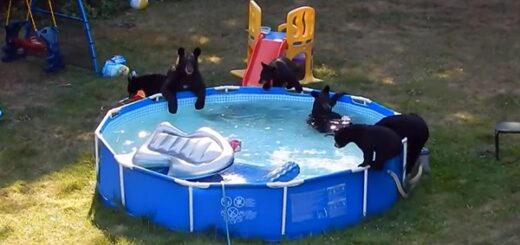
xmin=193 ymin=47 xmax=201 ymax=58
xmin=178 ymin=47 xmax=185 ymax=56
xmin=323 ymin=85 xmax=330 ymax=93
xmin=130 ymin=70 xmax=137 ymax=78
xmin=261 ymin=62 xmax=275 ymax=71
xmin=310 ymin=91 xmax=319 ymax=98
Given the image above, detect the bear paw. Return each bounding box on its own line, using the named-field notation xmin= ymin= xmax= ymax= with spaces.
xmin=167 ymin=103 xmax=178 ymax=114
xmin=195 ymin=101 xmax=204 ymax=110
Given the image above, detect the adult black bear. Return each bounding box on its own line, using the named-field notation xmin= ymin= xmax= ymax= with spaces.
xmin=334 ymin=124 xmax=402 ymax=170
xmin=127 ymin=70 xmax=167 ymax=98
xmin=161 ymin=47 xmax=206 ymax=114
xmin=307 ymin=85 xmax=350 ymax=133
xmin=375 ymin=113 xmax=429 ymax=173
xmin=259 ymin=57 xmax=303 ymax=93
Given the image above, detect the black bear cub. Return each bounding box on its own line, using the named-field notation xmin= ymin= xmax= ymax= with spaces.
xmin=161 ymin=47 xmax=206 ymax=114
xmin=127 ymin=70 xmax=167 ymax=98
xmin=307 ymin=85 xmax=350 ymax=133
xmin=259 ymin=57 xmax=303 ymax=93
xmin=375 ymin=113 xmax=429 ymax=173
xmin=334 ymin=124 xmax=402 ymax=170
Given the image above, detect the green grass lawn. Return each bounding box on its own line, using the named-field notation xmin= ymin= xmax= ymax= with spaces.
xmin=1 ymin=0 xmax=519 ymax=244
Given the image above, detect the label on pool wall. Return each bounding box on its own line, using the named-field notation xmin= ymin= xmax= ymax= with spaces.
xmin=290 ymin=183 xmax=347 ymax=223
xmin=220 ymin=195 xmax=257 ymax=224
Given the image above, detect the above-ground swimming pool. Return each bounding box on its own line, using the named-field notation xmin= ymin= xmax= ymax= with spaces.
xmin=95 ymin=86 xmax=406 ymax=242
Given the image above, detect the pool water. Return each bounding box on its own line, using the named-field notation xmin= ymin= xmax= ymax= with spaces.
xmin=103 ymin=99 xmax=369 ymax=179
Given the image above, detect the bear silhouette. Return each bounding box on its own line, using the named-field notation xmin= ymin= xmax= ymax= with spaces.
xmin=307 ymin=85 xmax=349 ymax=133
xmin=127 ymin=70 xmax=167 ymax=98
xmin=259 ymin=57 xmax=303 ymax=93
xmin=161 ymin=47 xmax=206 ymax=114
xmin=334 ymin=124 xmax=402 ymax=170
xmin=375 ymin=113 xmax=429 ymax=173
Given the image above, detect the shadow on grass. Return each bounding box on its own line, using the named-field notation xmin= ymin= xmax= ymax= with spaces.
xmin=87 ymin=189 xmax=267 ymax=245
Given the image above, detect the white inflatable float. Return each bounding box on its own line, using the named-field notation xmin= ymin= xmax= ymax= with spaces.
xmin=133 ymin=122 xmax=234 ymax=179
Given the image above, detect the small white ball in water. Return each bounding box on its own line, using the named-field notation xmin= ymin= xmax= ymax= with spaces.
xmin=265 ymin=127 xmax=271 ymax=130
xmin=138 ymin=131 xmax=149 ymax=138
xmin=276 ymin=141 xmax=281 ymax=144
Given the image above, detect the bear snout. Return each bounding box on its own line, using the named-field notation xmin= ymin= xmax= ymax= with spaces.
xmin=185 ymin=66 xmax=194 ymax=75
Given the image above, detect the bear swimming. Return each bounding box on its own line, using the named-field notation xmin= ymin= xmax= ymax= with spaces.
xmin=259 ymin=57 xmax=303 ymax=93
xmin=127 ymin=70 xmax=167 ymax=98
xmin=375 ymin=113 xmax=429 ymax=173
xmin=307 ymin=85 xmax=350 ymax=133
xmin=334 ymin=124 xmax=402 ymax=170
xmin=161 ymin=47 xmax=206 ymax=114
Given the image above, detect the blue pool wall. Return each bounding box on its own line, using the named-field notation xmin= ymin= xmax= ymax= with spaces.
xmin=95 ymin=86 xmax=404 ymax=242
